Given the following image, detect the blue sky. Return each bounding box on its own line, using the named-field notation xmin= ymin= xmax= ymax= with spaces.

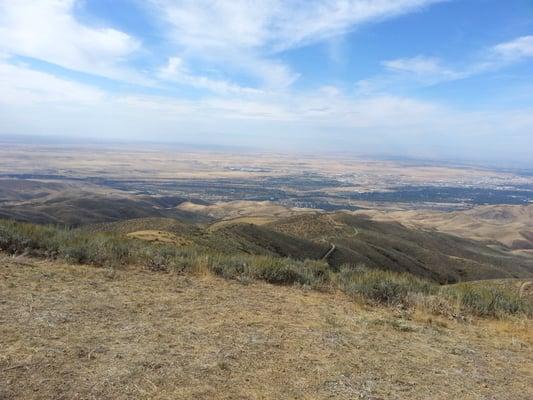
xmin=1 ymin=0 xmax=532 ymax=165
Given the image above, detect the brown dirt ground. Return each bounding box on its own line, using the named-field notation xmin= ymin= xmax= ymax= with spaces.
xmin=1 ymin=255 xmax=532 ymax=400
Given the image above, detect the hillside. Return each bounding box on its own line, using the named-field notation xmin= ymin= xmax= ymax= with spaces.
xmin=1 ymin=255 xmax=532 ymax=399
xmin=353 ymin=204 xmax=533 ymax=253
xmin=83 ymin=217 xmax=204 ymax=237
xmin=76 ymin=211 xmax=533 ymax=283
xmin=177 ymin=200 xmax=310 ymax=219
xmin=0 ymin=178 xmax=210 ymax=226
xmin=266 ymin=213 xmax=533 ymax=283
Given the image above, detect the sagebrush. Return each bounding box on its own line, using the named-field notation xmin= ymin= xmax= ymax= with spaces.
xmin=0 ymin=219 xmax=530 ymax=318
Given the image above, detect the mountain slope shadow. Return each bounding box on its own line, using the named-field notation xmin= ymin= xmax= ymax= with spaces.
xmin=267 ymin=213 xmax=533 ymax=283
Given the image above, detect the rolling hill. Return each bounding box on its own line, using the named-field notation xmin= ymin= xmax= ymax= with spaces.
xmin=353 ymin=204 xmax=533 ymax=253
xmin=2 ymin=177 xmax=531 ymax=283
xmin=83 ymin=211 xmax=533 ymax=283
xmin=0 ymin=179 xmax=211 ymax=226
xmin=266 ymin=213 xmax=533 ymax=283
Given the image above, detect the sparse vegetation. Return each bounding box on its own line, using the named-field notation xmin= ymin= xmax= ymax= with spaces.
xmin=0 ymin=219 xmax=531 ymax=319
xmin=3 ymin=255 xmax=531 ymax=399
xmin=335 ymin=266 xmax=436 ymax=305
xmin=442 ymin=283 xmax=533 ymax=318
xmin=209 ymin=256 xmax=331 ymax=287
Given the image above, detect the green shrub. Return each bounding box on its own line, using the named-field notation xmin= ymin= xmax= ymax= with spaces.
xmin=336 ymin=266 xmax=436 ymax=305
xmin=0 ymin=221 xmax=62 ymax=256
xmin=0 ymin=220 xmax=137 ymax=266
xmin=442 ymin=284 xmax=532 ymax=318
xmin=209 ymin=256 xmax=331 ymax=287
xmin=209 ymin=256 xmax=248 ymax=279
xmin=253 ymin=259 xmax=307 ymax=285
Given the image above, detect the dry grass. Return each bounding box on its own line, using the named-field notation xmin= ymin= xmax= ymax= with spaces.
xmin=178 ymin=200 xmax=308 ymax=221
xmin=207 ymin=216 xmax=278 ymax=232
xmin=126 ymin=230 xmax=192 ymax=246
xmin=1 ymin=255 xmax=532 ymax=400
xmin=353 ymin=204 xmax=533 ymax=252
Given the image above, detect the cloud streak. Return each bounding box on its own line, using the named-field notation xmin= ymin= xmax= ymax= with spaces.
xmin=152 ymin=0 xmax=443 ymax=89
xmin=373 ymin=35 xmax=533 ymax=89
xmin=158 ymin=57 xmax=262 ymax=95
xmin=492 ymin=35 xmax=533 ymax=61
xmin=153 ymin=0 xmax=445 ymax=52
xmin=0 ymin=0 xmax=142 ymax=81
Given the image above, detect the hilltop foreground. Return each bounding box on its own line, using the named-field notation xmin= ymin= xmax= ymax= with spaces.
xmin=1 ymin=255 xmax=532 ymax=400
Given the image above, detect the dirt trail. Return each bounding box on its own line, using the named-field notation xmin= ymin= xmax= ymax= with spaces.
xmin=321 ymin=243 xmax=336 ymax=260
xmin=321 ymin=213 xmax=360 ymax=260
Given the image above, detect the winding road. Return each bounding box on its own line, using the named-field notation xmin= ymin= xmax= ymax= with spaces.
xmin=320 ymin=213 xmax=359 ymax=260
xmin=321 ymin=243 xmax=337 ymax=260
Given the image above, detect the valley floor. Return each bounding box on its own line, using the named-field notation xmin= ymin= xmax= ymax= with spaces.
xmin=1 ymin=255 xmax=532 ymax=399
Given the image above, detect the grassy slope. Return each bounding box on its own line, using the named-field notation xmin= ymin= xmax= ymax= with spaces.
xmin=6 ymin=210 xmax=533 ymax=283
xmin=82 ymin=217 xmax=204 ymax=236
xmin=210 ymin=223 xmax=329 ymax=259
xmin=268 ymin=213 xmax=533 ymax=283
xmin=0 ymin=194 xmax=211 ymax=226
xmin=83 ymin=217 xmax=330 ymax=260
xmin=1 ymin=255 xmax=532 ymax=400
xmin=111 ymin=216 xmax=533 ymax=282
xmin=3 ymin=218 xmax=532 ymax=319
xmin=353 ymin=204 xmax=533 ymax=251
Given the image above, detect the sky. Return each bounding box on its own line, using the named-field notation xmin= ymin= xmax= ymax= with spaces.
xmin=0 ymin=0 xmax=533 ymax=165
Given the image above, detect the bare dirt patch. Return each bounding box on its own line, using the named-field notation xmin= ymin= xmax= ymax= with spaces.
xmin=126 ymin=230 xmax=192 ymax=246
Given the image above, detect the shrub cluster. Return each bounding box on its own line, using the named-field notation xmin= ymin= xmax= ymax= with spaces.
xmin=1 ymin=219 xmax=531 ymax=318
xmin=442 ymin=284 xmax=532 ymax=318
xmin=335 ymin=266 xmax=437 ymax=305
xmin=209 ymin=255 xmax=331 ymax=287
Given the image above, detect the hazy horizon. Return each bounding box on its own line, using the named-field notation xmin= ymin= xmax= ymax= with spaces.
xmin=3 ymin=132 xmax=533 ymax=172
xmin=1 ymin=1 xmax=532 ymax=165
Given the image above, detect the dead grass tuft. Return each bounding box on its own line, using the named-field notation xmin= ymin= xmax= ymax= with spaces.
xmin=1 ymin=256 xmax=531 ymax=399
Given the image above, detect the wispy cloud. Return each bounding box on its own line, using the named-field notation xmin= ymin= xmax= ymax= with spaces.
xmin=0 ymin=57 xmax=105 ymax=105
xmin=158 ymin=57 xmax=262 ymax=95
xmin=368 ymin=35 xmax=533 ymax=90
xmin=152 ymin=0 xmax=444 ymax=52
xmin=0 ymin=1 xmax=532 ymax=164
xmin=382 ymin=56 xmax=460 ymax=79
xmin=492 ymin=35 xmax=533 ymax=61
xmin=0 ymin=54 xmax=438 ymax=124
xmin=0 ymin=0 xmax=444 ymax=90
xmin=151 ymin=0 xmax=443 ymax=89
xmin=0 ymin=0 xmax=143 ymax=82
xmin=2 ymin=52 xmax=533 ymax=163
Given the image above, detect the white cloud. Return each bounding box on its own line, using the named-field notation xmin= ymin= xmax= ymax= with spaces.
xmin=153 ymin=0 xmax=444 ymax=52
xmin=365 ymin=35 xmax=533 ymax=92
xmin=152 ymin=0 xmax=442 ymax=89
xmin=0 ymin=0 xmax=142 ymax=81
xmin=492 ymin=35 xmax=533 ymax=60
xmin=383 ymin=56 xmax=457 ymax=77
xmin=0 ymin=58 xmax=104 ymax=105
xmin=0 ymin=0 xmax=445 ymax=91
xmin=0 ymin=56 xmax=436 ymax=125
xmin=159 ymin=57 xmax=262 ymax=94
xmin=1 ymin=56 xmax=532 ymax=163
xmin=0 ymin=2 xmax=531 ymax=164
